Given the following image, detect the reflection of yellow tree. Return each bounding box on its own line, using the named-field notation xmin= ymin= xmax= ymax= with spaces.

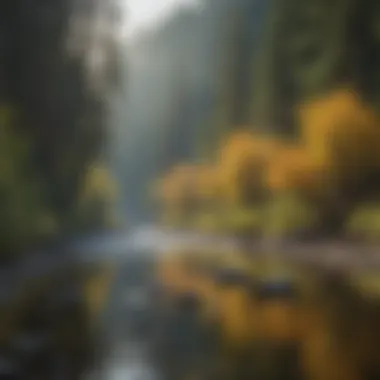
xmin=217 ymin=285 xmax=252 ymax=349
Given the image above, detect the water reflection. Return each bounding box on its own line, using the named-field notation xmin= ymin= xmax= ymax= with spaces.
xmin=82 ymin=229 xmax=380 ymax=380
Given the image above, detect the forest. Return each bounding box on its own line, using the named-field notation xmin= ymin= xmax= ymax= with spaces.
xmin=3 ymin=0 xmax=380 ymax=258
xmin=2 ymin=1 xmax=380 ymax=379
xmin=149 ymin=3 xmax=380 ymax=379
xmin=152 ymin=0 xmax=380 ymax=242
xmin=0 ymin=0 xmax=122 ymax=262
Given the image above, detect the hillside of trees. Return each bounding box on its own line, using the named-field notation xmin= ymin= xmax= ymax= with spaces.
xmin=0 ymin=0 xmax=123 ymax=261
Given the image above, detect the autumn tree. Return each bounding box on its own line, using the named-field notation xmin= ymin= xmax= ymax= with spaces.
xmin=217 ymin=130 xmax=279 ymax=206
xmin=266 ymin=146 xmax=326 ymax=200
xmin=214 ymin=130 xmax=278 ymax=237
xmin=297 ymin=88 xmax=380 ymax=234
xmin=298 ymin=88 xmax=380 ymax=180
xmin=263 ymin=145 xmax=326 ymax=238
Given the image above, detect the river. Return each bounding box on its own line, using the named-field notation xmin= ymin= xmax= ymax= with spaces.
xmin=76 ymin=226 xmax=380 ymax=379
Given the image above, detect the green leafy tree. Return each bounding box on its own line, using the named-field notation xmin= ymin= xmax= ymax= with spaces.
xmin=0 ymin=106 xmax=56 ymax=260
xmin=74 ymin=162 xmax=120 ymax=231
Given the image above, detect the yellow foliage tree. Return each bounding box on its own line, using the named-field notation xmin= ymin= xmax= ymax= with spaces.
xmin=263 ymin=146 xmax=325 ymax=238
xmin=217 ymin=129 xmax=279 ymax=206
xmin=298 ymin=88 xmax=380 ymax=187
xmin=215 ymin=129 xmax=280 ymax=236
xmin=266 ymin=145 xmax=326 ymax=199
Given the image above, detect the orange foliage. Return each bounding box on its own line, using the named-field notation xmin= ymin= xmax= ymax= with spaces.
xmin=298 ymin=88 xmax=380 ymax=172
xmin=217 ymin=129 xmax=279 ymax=204
xmin=266 ymin=145 xmax=326 ymax=196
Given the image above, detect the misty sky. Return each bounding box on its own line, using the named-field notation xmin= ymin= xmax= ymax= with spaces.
xmin=111 ymin=0 xmax=221 ymax=221
xmin=124 ymin=0 xmax=202 ymax=39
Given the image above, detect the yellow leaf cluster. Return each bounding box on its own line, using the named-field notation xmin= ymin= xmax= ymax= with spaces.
xmin=298 ymin=88 xmax=380 ymax=171
xmin=266 ymin=146 xmax=326 ymax=197
xmin=217 ymin=129 xmax=279 ymax=204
